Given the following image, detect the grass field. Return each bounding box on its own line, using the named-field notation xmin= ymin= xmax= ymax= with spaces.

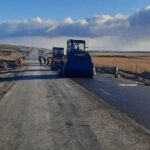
xmin=0 ymin=44 xmax=32 ymax=61
xmin=91 ymin=52 xmax=150 ymax=74
xmin=0 ymin=50 xmax=21 ymax=61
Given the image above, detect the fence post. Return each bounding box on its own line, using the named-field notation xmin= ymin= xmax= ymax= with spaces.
xmin=115 ymin=67 xmax=119 ymax=78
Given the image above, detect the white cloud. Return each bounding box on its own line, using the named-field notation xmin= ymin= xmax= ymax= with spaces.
xmin=34 ymin=17 xmax=42 ymax=24
xmin=76 ymin=19 xmax=88 ymax=26
xmin=62 ymin=17 xmax=74 ymax=25
xmin=1 ymin=6 xmax=150 ymax=51
xmin=145 ymin=5 xmax=150 ymax=10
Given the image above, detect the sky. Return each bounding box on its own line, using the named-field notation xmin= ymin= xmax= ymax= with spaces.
xmin=0 ymin=0 xmax=150 ymax=51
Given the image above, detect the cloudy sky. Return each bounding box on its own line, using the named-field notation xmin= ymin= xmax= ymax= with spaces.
xmin=0 ymin=0 xmax=150 ymax=51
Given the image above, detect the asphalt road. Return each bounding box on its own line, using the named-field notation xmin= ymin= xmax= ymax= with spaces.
xmin=0 ymin=51 xmax=150 ymax=150
xmin=73 ymin=73 xmax=150 ymax=130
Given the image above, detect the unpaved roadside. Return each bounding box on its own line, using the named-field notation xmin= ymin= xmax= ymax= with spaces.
xmin=96 ymin=67 xmax=150 ymax=86
xmin=0 ymin=67 xmax=27 ymax=99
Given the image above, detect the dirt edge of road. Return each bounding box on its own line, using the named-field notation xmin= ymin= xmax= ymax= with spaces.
xmin=0 ymin=67 xmax=27 ymax=100
xmin=0 ymin=80 xmax=16 ymax=100
xmin=96 ymin=68 xmax=150 ymax=86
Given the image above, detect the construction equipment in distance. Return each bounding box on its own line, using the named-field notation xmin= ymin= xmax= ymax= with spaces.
xmin=51 ymin=47 xmax=64 ymax=70
xmin=60 ymin=39 xmax=94 ymax=78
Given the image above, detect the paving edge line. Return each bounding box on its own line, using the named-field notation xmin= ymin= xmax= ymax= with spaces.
xmin=70 ymin=78 xmax=150 ymax=135
xmin=0 ymin=67 xmax=27 ymax=100
xmin=0 ymin=81 xmax=17 ymax=100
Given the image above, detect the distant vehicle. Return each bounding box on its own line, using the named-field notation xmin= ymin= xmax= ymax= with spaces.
xmin=19 ymin=48 xmax=29 ymax=57
xmin=51 ymin=47 xmax=64 ymax=70
xmin=60 ymin=39 xmax=94 ymax=78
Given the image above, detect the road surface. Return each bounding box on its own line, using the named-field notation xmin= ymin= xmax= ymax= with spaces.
xmin=0 ymin=51 xmax=150 ymax=150
xmin=73 ymin=74 xmax=150 ymax=130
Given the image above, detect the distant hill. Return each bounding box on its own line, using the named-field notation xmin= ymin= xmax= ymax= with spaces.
xmin=89 ymin=50 xmax=150 ymax=53
xmin=0 ymin=44 xmax=50 ymax=51
xmin=0 ymin=44 xmax=29 ymax=51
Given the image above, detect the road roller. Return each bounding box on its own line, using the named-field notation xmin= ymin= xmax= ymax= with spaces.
xmin=60 ymin=39 xmax=94 ymax=78
xmin=51 ymin=47 xmax=64 ymax=70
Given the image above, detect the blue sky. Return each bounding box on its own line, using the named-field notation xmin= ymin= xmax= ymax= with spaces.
xmin=0 ymin=0 xmax=150 ymax=20
xmin=0 ymin=0 xmax=150 ymax=50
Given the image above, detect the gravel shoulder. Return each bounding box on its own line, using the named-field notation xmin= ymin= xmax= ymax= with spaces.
xmin=0 ymin=67 xmax=26 ymax=99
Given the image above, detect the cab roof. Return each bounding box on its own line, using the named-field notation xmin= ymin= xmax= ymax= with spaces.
xmin=67 ymin=39 xmax=86 ymax=44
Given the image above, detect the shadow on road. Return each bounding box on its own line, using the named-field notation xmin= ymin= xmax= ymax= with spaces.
xmin=24 ymin=62 xmax=47 ymax=66
xmin=0 ymin=74 xmax=60 ymax=82
xmin=0 ymin=69 xmax=51 ymax=74
xmin=25 ymin=64 xmax=42 ymax=67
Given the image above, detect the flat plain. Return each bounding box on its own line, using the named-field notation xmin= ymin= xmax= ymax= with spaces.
xmin=91 ymin=52 xmax=150 ymax=73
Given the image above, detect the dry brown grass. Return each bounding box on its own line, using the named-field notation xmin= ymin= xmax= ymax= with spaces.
xmin=0 ymin=50 xmax=21 ymax=61
xmin=91 ymin=52 xmax=150 ymax=73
